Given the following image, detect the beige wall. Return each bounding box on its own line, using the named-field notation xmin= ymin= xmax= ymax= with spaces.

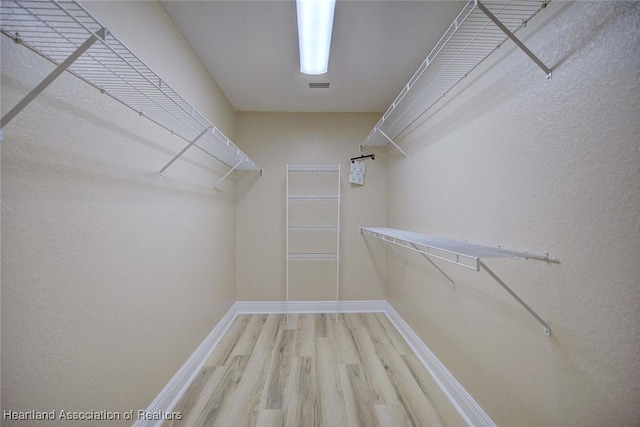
xmin=235 ymin=112 xmax=386 ymax=302
xmin=1 ymin=1 xmax=240 ymax=424
xmin=384 ymin=1 xmax=640 ymax=426
xmin=1 ymin=123 xmax=2 ymax=414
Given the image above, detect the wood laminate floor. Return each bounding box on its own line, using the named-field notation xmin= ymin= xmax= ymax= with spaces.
xmin=166 ymin=313 xmax=466 ymax=427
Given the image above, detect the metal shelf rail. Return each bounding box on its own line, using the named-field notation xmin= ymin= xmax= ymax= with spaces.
xmin=286 ymin=165 xmax=341 ymax=320
xmin=0 ymin=0 xmax=261 ymax=187
xmin=288 ymin=195 xmax=340 ymax=201
xmin=361 ymin=0 xmax=552 ymax=155
xmin=361 ymin=226 xmax=556 ymax=336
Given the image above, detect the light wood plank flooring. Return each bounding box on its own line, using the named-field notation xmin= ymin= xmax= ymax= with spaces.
xmin=166 ymin=313 xmax=466 ymax=427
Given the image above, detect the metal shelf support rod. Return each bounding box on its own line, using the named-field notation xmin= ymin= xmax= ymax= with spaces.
xmin=478 ymin=260 xmax=551 ymax=336
xmin=382 ymin=239 xmax=408 ymax=263
xmin=0 ymin=29 xmax=103 ymax=132
xmin=361 ymin=229 xmax=479 ymax=271
xmin=214 ymin=158 xmax=244 ymax=189
xmin=378 ymin=129 xmax=408 ymax=157
xmin=158 ymin=126 xmax=211 ymax=176
xmin=409 ymin=242 xmax=456 ymax=288
xmin=476 ymin=1 xmax=552 ymax=79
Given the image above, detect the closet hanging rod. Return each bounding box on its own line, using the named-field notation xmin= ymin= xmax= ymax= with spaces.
xmin=350 ymin=154 xmax=375 ymax=163
xmin=0 ymin=0 xmax=261 ymax=186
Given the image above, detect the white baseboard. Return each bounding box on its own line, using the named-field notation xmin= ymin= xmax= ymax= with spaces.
xmin=133 ymin=303 xmax=239 ymax=427
xmin=139 ymin=300 xmax=494 ymax=427
xmin=236 ymin=299 xmax=387 ymax=314
xmin=383 ymin=301 xmax=496 ymax=427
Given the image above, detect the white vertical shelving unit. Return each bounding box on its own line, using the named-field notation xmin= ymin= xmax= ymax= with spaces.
xmin=286 ymin=165 xmax=341 ymax=320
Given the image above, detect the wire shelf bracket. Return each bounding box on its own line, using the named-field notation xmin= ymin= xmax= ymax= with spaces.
xmin=158 ymin=126 xmax=211 ymax=176
xmin=409 ymin=242 xmax=457 ymax=288
xmin=476 ymin=1 xmax=552 ymax=79
xmin=0 ymin=28 xmax=103 ymax=134
xmin=213 ymin=158 xmax=244 ymax=189
xmin=0 ymin=0 xmax=261 ymax=182
xmin=361 ymin=226 xmax=556 ymax=336
xmin=378 ymin=130 xmax=408 ymax=157
xmin=362 ymin=0 xmax=552 ymax=155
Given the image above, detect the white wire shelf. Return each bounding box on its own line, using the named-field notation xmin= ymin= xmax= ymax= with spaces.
xmin=287 ymin=195 xmax=339 ymax=201
xmin=0 ymin=0 xmax=261 ymax=180
xmin=361 ymin=226 xmax=553 ymax=270
xmin=287 ymin=165 xmax=341 ymax=173
xmin=288 ymin=225 xmax=339 ymax=231
xmin=362 ymin=0 xmax=551 ymax=153
xmin=286 ymin=253 xmax=339 ymax=262
xmin=361 ymin=226 xmax=555 ymax=336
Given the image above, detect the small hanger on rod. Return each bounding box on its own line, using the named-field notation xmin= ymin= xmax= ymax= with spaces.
xmin=350 ymin=153 xmax=374 ymax=163
xmin=350 ymin=147 xmax=371 ymax=185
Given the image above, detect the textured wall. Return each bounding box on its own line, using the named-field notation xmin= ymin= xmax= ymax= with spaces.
xmin=1 ymin=125 xmax=2 ymax=416
xmin=235 ymin=112 xmax=387 ymax=302
xmin=385 ymin=1 xmax=640 ymax=426
xmin=1 ymin=1 xmax=241 ymax=424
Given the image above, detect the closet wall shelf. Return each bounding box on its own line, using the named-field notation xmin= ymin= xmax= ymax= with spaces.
xmin=287 ymin=195 xmax=339 ymax=201
xmin=361 ymin=226 xmax=556 ymax=336
xmin=286 ymin=253 xmax=339 ymax=262
xmin=288 ymin=225 xmax=339 ymax=231
xmin=287 ymin=165 xmax=341 ymax=173
xmin=0 ymin=0 xmax=261 ymax=186
xmin=362 ymin=0 xmax=551 ymax=154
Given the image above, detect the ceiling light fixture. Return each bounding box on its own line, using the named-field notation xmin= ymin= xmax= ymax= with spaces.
xmin=296 ymin=0 xmax=336 ymax=75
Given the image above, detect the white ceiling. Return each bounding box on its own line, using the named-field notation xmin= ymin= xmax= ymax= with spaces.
xmin=161 ymin=1 xmax=465 ymax=113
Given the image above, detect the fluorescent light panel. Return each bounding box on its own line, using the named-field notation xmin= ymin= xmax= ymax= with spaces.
xmin=296 ymin=0 xmax=336 ymax=75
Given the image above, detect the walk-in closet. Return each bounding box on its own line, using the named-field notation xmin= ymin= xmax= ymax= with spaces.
xmin=1 ymin=0 xmax=639 ymax=426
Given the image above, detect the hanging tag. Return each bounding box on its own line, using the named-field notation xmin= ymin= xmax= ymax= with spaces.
xmin=349 ymin=161 xmax=366 ymax=185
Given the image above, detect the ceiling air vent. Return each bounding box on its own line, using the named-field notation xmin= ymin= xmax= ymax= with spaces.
xmin=309 ymin=82 xmax=330 ymax=89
